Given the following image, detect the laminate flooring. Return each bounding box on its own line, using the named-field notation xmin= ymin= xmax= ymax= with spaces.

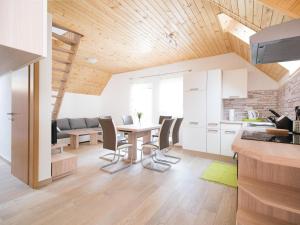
xmin=0 ymin=143 xmax=236 ymax=225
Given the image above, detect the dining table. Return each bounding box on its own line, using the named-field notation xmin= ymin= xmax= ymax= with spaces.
xmin=116 ymin=123 xmax=160 ymax=163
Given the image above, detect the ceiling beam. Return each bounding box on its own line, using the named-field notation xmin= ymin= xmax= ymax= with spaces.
xmin=256 ymin=0 xmax=300 ymax=18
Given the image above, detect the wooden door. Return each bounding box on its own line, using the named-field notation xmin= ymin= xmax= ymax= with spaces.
xmin=11 ymin=67 xmax=30 ymax=184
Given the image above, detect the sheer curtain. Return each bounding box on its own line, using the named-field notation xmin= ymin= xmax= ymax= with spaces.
xmin=129 ymin=82 xmax=153 ymax=124
xmin=158 ymin=76 xmax=183 ymax=118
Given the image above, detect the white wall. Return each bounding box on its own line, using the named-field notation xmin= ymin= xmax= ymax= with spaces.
xmin=59 ymin=93 xmax=102 ymax=119
xmin=100 ymin=53 xmax=279 ymax=124
xmin=38 ymin=14 xmax=52 ymax=182
xmin=0 ymin=72 xmax=12 ymax=162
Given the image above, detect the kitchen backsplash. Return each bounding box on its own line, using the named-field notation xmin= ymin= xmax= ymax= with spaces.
xmin=223 ymin=90 xmax=278 ymax=120
xmin=278 ymin=71 xmax=300 ymax=120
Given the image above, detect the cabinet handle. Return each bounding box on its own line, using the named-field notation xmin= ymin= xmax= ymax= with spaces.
xmin=189 ymin=88 xmax=199 ymax=91
xmin=189 ymin=121 xmax=199 ymax=125
xmin=208 ymin=129 xmax=218 ymax=133
xmin=229 ymin=96 xmax=239 ymax=98
xmin=208 ymin=123 xmax=218 ymax=126
xmin=225 ymin=130 xmax=236 ymax=134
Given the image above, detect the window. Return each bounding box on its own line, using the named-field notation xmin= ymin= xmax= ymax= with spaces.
xmin=130 ymin=82 xmax=153 ymax=124
xmin=158 ymin=76 xmax=183 ymax=118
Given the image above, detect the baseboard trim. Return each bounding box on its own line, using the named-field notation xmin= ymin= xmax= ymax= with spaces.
xmin=37 ymin=177 xmax=52 ymax=189
xmin=181 ymin=148 xmax=235 ymax=163
xmin=0 ymin=155 xmax=11 ymax=165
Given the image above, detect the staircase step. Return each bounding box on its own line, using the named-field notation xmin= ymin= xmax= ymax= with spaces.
xmin=52 ymin=32 xmax=77 ymax=45
xmin=53 ymin=46 xmax=75 ymax=54
xmin=53 ymin=56 xmax=72 ymax=64
xmin=53 ymin=67 xmax=70 ymax=73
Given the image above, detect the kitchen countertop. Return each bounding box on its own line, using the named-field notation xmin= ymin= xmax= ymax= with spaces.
xmin=232 ymin=131 xmax=300 ymax=168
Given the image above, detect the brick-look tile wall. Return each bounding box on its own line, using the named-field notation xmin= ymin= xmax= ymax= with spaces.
xmin=223 ymin=90 xmax=278 ymax=120
xmin=278 ymin=71 xmax=300 ymax=120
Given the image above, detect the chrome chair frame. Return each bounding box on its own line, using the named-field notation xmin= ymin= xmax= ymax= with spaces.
xmin=155 ymin=118 xmax=183 ymax=164
xmin=141 ymin=119 xmax=174 ymax=172
xmin=99 ymin=118 xmax=133 ymax=174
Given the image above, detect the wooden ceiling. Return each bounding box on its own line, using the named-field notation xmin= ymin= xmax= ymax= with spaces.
xmin=48 ymin=0 xmax=299 ymax=95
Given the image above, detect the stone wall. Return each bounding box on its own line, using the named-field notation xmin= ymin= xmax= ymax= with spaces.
xmin=223 ymin=90 xmax=278 ymax=120
xmin=278 ymin=71 xmax=300 ymax=120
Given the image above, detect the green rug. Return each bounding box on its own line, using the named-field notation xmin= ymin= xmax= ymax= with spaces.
xmin=201 ymin=161 xmax=237 ymax=188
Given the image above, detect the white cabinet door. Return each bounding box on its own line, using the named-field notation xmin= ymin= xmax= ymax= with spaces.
xmin=183 ymin=71 xmax=207 ymax=91
xmin=222 ymin=68 xmax=247 ymax=99
xmin=182 ymin=126 xmax=206 ymax=152
xmin=183 ymin=89 xmax=206 ymax=127
xmin=207 ymin=129 xmax=220 ymax=154
xmin=221 ymin=129 xmax=239 ymax=156
xmin=207 ymin=69 xmax=222 ymax=128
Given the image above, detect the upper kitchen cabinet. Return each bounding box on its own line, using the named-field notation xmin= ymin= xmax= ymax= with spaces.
xmin=222 ymin=68 xmax=248 ymax=99
xmin=0 ymin=0 xmax=47 ymax=75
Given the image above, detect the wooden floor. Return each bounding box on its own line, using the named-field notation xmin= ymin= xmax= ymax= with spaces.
xmin=0 ymin=143 xmax=237 ymax=225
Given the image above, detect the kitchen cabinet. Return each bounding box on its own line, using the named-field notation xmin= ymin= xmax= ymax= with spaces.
xmin=221 ymin=123 xmax=242 ymax=156
xmin=182 ymin=126 xmax=206 ymax=152
xmin=207 ymin=129 xmax=220 ymax=154
xmin=0 ymin=0 xmax=47 ymax=75
xmin=183 ymin=71 xmax=207 ymax=91
xmin=206 ymin=69 xmax=222 ymax=154
xmin=207 ymin=69 xmax=222 ymax=129
xmin=183 ymin=71 xmax=207 ymax=152
xmin=222 ymin=68 xmax=248 ymax=99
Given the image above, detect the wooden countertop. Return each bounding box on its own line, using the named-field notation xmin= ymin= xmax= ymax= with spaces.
xmin=232 ymin=132 xmax=300 ymax=168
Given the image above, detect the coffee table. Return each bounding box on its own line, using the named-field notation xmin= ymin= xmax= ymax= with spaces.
xmin=64 ymin=129 xmax=100 ymax=149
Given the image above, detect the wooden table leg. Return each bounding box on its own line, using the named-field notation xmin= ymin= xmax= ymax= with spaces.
xmin=89 ymin=133 xmax=98 ymax=145
xmin=70 ymin=135 xmax=79 ymax=149
xmin=142 ymin=130 xmax=152 ymax=155
xmin=127 ymin=132 xmax=138 ymax=162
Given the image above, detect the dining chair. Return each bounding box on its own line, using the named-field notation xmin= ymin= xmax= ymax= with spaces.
xmin=153 ymin=115 xmax=172 ymax=139
xmin=158 ymin=117 xmax=183 ymax=164
xmin=99 ymin=118 xmax=133 ymax=174
xmin=122 ymin=115 xmax=134 ymax=125
xmin=141 ymin=119 xmax=174 ymax=172
xmin=159 ymin=115 xmax=172 ymax=124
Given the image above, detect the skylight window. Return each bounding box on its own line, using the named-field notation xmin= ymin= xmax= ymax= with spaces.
xmin=217 ymin=13 xmax=300 ymax=76
xmin=52 ymin=27 xmax=67 ymax=35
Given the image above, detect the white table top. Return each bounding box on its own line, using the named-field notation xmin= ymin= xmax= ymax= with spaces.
xmin=117 ymin=124 xmax=160 ymax=132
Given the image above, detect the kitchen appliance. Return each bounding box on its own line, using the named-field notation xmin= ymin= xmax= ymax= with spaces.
xmin=268 ymin=109 xmax=293 ymax=132
xmin=293 ymin=106 xmax=300 ymax=134
xmin=250 ymin=19 xmax=300 ymax=64
xmin=229 ymin=109 xmax=235 ymax=121
xmin=247 ymin=110 xmax=259 ymax=120
xmin=241 ymin=130 xmax=300 ymax=145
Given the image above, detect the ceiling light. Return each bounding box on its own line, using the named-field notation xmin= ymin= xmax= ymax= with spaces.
xmin=165 ymin=32 xmax=178 ymax=48
xmin=86 ymin=57 xmax=98 ymax=64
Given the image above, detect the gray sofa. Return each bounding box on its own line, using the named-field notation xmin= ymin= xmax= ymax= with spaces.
xmin=56 ymin=117 xmax=103 ymax=142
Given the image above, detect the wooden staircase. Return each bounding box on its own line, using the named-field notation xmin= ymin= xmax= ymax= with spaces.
xmin=51 ymin=24 xmax=83 ymax=120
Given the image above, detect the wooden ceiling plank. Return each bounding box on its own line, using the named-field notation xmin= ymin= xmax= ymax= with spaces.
xmin=256 ymin=0 xmax=300 ymax=18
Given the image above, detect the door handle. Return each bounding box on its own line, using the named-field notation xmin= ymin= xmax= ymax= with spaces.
xmin=7 ymin=112 xmax=17 ymax=115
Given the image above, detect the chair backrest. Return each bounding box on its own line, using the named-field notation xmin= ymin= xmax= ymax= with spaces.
xmin=159 ymin=115 xmax=172 ymax=124
xmin=122 ymin=115 xmax=133 ymax=125
xmin=159 ymin=119 xmax=174 ymax=150
xmin=99 ymin=118 xmax=117 ymax=151
xmin=172 ymin=118 xmax=183 ymax=145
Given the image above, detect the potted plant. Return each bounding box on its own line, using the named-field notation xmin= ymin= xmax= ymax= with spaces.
xmin=137 ymin=112 xmax=143 ymax=124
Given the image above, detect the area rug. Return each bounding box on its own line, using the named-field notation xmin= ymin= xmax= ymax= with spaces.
xmin=201 ymin=161 xmax=237 ymax=188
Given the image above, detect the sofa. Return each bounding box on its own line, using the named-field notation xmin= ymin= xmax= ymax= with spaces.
xmin=56 ymin=117 xmax=103 ymax=144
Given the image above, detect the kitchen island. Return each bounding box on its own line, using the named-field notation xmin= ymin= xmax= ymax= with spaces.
xmin=232 ymin=132 xmax=300 ymax=225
